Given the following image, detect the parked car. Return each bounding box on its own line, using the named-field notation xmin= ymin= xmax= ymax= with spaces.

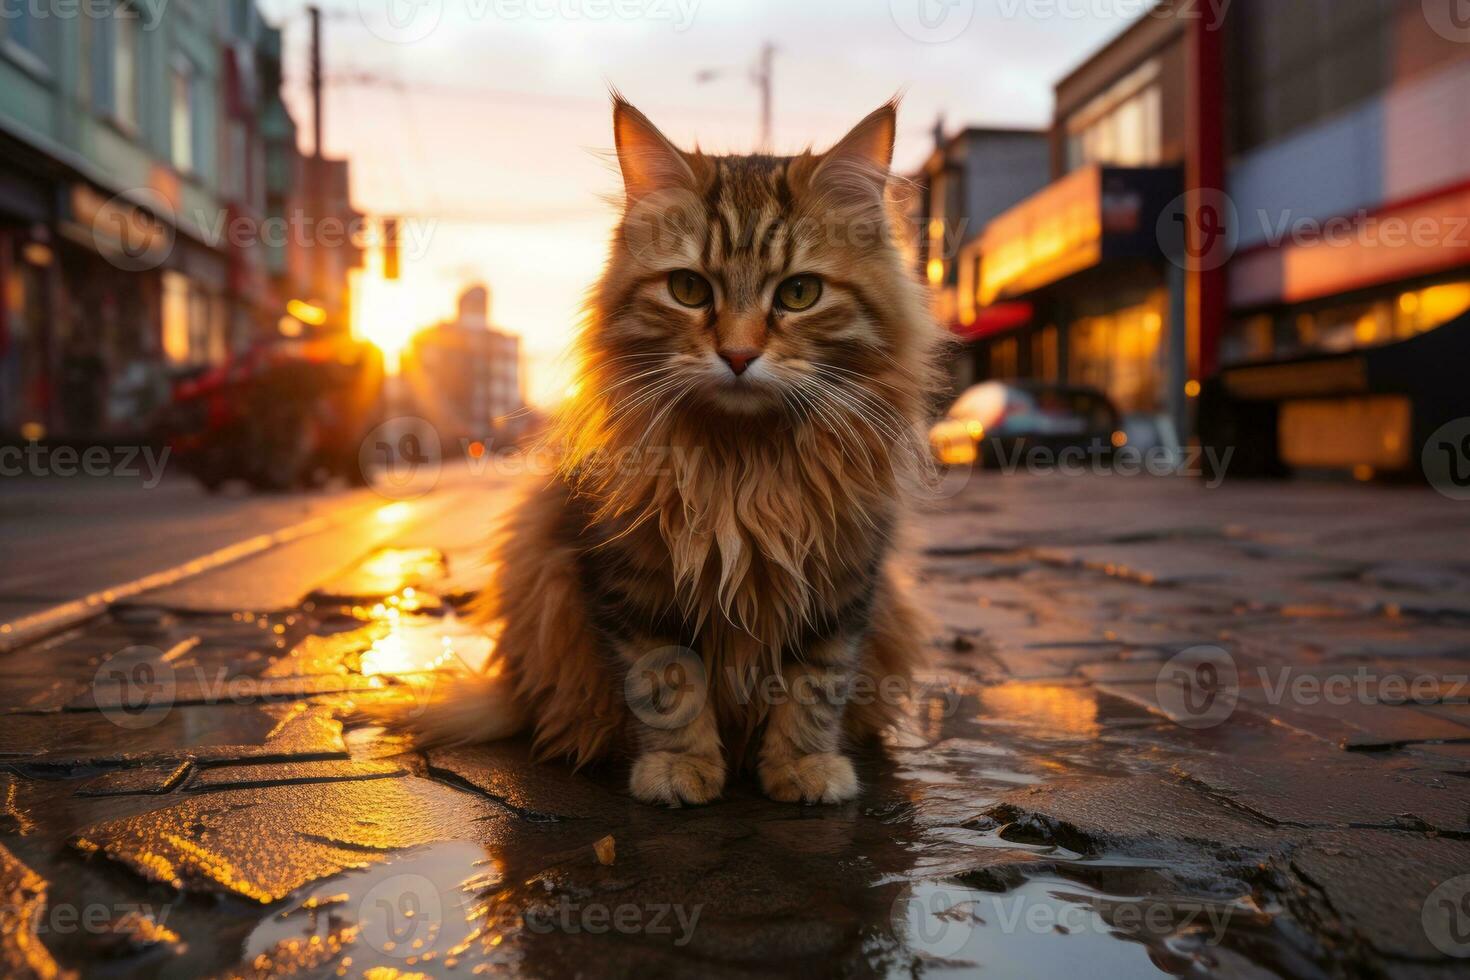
xmin=161 ymin=334 xmax=383 ymax=493
xmin=930 ymin=381 xmax=1122 ymax=468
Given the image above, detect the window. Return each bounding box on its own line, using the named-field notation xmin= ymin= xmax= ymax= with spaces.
xmin=1221 ymin=315 xmax=1275 ymax=365
xmin=1224 ymin=0 xmax=1456 ymax=155
xmin=1227 ymin=279 xmax=1470 ymax=365
xmin=989 ymin=337 xmax=1020 ymax=380
xmin=230 ymin=0 xmax=253 ymax=38
xmin=163 ymin=272 xmax=227 ymax=366
xmin=162 ymin=272 xmax=191 ymax=365
xmin=89 ymin=10 xmax=139 ymax=129
xmin=3 ymin=5 xmax=51 ymax=65
xmin=1065 ymin=61 xmax=1163 ymax=171
xmin=1033 ymin=325 xmax=1059 ymax=383
xmin=115 ymin=15 xmax=137 ymax=127
xmin=171 ymin=63 xmax=198 ymax=173
xmin=1067 ymin=295 xmax=1167 ymax=414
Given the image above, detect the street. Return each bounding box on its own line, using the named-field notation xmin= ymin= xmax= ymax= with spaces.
xmin=3 ymin=465 xmax=1469 ymax=978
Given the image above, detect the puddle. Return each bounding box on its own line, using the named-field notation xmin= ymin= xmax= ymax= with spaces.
xmin=359 ymin=612 xmax=493 ymax=677
xmin=891 ymin=877 xmax=1267 ymax=979
xmin=976 ymin=768 xmax=1044 ymax=786
xmin=975 ymin=682 xmax=1102 ymax=738
xmin=326 ymin=547 xmax=447 ymax=600
xmin=243 ymin=840 xmax=504 ymax=975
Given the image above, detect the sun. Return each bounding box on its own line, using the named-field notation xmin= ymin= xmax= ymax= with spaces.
xmin=351 ymin=268 xmax=421 ymax=373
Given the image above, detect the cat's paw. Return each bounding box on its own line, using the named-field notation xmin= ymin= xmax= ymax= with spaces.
xmin=630 ymin=751 xmax=726 ymax=807
xmin=759 ymin=751 xmax=859 ymax=804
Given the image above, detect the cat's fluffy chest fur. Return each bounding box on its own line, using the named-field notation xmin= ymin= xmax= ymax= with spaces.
xmin=576 ymin=422 xmax=896 ymax=658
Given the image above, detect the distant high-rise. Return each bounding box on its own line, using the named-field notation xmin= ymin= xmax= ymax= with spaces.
xmin=403 ymin=285 xmax=524 ymax=445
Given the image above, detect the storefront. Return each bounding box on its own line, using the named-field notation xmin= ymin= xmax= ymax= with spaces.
xmin=1 ymin=171 xmax=233 ymax=440
xmin=1208 ymin=192 xmax=1470 ymax=477
xmin=0 ymin=160 xmax=59 ymax=439
xmin=955 ymin=164 xmax=1185 ymax=443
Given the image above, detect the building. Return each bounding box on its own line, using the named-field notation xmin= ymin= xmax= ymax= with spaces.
xmin=950 ymin=9 xmax=1196 ymax=447
xmin=1210 ymin=0 xmax=1470 ymax=476
xmin=1 ymin=2 xmax=226 ymax=438
xmin=905 ymin=122 xmax=1052 ymax=392
xmin=0 ymin=1 xmax=360 ymax=441
xmin=946 ymin=0 xmax=1470 ymax=473
xmin=403 ymin=285 xmax=524 ymax=446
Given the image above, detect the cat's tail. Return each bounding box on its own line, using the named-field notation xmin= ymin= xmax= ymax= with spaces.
xmin=352 ymin=666 xmax=526 ymax=749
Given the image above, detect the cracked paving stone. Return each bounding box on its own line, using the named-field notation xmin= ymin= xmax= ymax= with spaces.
xmin=1034 ymin=541 xmax=1357 ymax=590
xmin=2 ymin=773 xmax=37 ymax=836
xmin=72 ymin=776 xmax=510 ymax=904
xmin=1169 ymin=754 xmax=1470 ymax=832
xmin=1290 ymin=830 xmax=1470 ymax=962
xmin=1 ymin=706 xmax=280 ymax=763
xmin=92 ymin=910 xmax=185 ymax=959
xmin=0 ymin=841 xmax=69 ymax=979
xmin=1077 ymin=660 xmax=1171 ymax=684
xmin=74 ymin=761 xmax=192 ymax=797
xmin=986 ymin=773 xmax=1284 ymax=854
xmin=427 ymin=742 xmax=630 ymax=821
xmin=0 ymin=674 xmax=88 ymax=713
xmin=1274 ymin=699 xmax=1470 ymax=751
xmin=1232 ymin=620 xmax=1470 ymax=663
xmin=1361 ymin=562 xmax=1470 ymax=595
xmin=185 ymin=758 xmax=406 ymax=792
xmin=74 ymin=672 xmax=381 ymax=713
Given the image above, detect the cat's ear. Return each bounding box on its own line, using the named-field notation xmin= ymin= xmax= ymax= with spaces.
xmin=809 ymin=100 xmax=897 ymax=210
xmin=613 ymin=95 xmax=695 ymax=201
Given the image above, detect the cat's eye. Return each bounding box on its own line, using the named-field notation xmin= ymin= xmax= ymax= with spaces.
xmin=775 ymin=275 xmax=822 ymax=311
xmin=668 ymin=269 xmax=713 ymax=308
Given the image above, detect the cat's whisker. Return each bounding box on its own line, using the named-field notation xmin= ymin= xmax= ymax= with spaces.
xmin=826 ymin=381 xmax=921 ymax=452
xmin=604 ymin=366 xmax=685 ymax=412
xmin=814 ymin=361 xmax=912 ymax=398
xmin=630 ymin=377 xmax=701 ymax=458
xmin=803 ymin=374 xmax=908 ymax=448
xmin=789 ymin=377 xmax=869 ymax=465
xmin=785 ymin=386 xmax=863 ymax=473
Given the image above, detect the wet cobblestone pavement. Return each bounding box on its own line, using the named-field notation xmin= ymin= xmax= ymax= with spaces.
xmin=3 ymin=474 xmax=1470 ymax=978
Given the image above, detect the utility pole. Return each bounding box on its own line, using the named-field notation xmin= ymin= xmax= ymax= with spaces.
xmin=754 ymin=41 xmax=774 ymax=153
xmin=696 ymin=42 xmax=776 ymax=153
xmin=310 ymin=5 xmax=324 ymax=158
xmin=306 ymin=5 xmax=328 ymax=326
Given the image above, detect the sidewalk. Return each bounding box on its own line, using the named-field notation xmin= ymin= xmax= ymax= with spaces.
xmin=2 ymin=472 xmax=1469 ymax=978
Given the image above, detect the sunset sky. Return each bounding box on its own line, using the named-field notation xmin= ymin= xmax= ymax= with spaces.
xmin=256 ymin=0 xmax=1131 ymax=406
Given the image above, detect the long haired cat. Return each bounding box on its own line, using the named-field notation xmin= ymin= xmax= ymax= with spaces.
xmin=378 ymin=96 xmax=942 ymax=806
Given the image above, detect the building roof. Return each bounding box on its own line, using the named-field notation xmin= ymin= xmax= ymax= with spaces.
xmin=1053 ymin=2 xmax=1187 ymax=114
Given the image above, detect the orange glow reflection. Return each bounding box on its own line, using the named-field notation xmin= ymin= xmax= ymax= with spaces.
xmin=980 ymin=682 xmax=1100 ymax=738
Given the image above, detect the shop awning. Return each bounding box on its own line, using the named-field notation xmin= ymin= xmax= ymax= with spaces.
xmin=1230 ymin=182 xmax=1470 ymax=309
xmin=953 ymin=301 xmax=1034 ymax=341
xmin=977 ymin=164 xmax=1182 ymax=306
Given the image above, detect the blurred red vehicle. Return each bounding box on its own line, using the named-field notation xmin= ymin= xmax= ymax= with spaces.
xmin=162 ymin=334 xmax=384 ymax=493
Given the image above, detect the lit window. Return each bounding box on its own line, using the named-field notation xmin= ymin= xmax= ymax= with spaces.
xmin=171 ymin=64 xmax=197 ymax=173
xmin=1396 ymin=282 xmax=1470 ymax=337
xmin=163 ymin=272 xmax=192 ymax=365
xmin=1064 ymin=61 xmax=1164 ymax=171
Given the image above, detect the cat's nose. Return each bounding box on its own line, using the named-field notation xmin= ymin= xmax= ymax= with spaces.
xmin=718 ymin=348 xmax=761 ymax=376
